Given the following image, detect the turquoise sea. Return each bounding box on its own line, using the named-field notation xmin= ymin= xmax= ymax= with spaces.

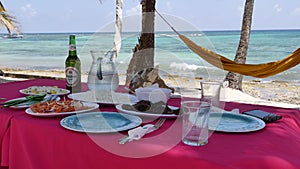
xmin=0 ymin=29 xmax=299 ymax=82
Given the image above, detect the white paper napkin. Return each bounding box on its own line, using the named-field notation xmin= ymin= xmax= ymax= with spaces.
xmin=127 ymin=124 xmax=156 ymax=141
xmin=135 ymin=84 xmax=172 ymax=103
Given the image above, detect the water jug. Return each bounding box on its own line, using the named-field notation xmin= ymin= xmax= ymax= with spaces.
xmin=87 ymin=50 xmax=119 ymax=91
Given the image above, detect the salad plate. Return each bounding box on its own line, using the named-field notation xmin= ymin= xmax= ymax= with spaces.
xmin=206 ymin=112 xmax=265 ymax=132
xmin=60 ymin=112 xmax=142 ymax=133
xmin=20 ymin=86 xmax=70 ymax=96
xmin=25 ymin=102 xmax=99 ymax=117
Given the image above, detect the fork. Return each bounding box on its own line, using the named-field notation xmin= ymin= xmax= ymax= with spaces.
xmin=119 ymin=118 xmax=166 ymax=144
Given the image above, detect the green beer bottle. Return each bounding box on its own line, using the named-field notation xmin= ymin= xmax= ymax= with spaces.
xmin=65 ymin=34 xmax=81 ymax=93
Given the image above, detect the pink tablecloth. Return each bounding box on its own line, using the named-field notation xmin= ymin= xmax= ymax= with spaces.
xmin=0 ymin=80 xmax=66 ymax=166
xmin=1 ymin=79 xmax=300 ymax=169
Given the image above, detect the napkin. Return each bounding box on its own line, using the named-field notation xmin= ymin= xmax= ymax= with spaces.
xmin=135 ymin=84 xmax=172 ymax=103
xmin=127 ymin=124 xmax=156 ymax=141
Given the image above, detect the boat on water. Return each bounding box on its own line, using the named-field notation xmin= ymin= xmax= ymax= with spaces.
xmin=2 ymin=33 xmax=23 ymax=39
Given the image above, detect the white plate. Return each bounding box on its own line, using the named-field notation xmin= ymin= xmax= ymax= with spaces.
xmin=60 ymin=112 xmax=142 ymax=133
xmin=20 ymin=86 xmax=70 ymax=96
xmin=25 ymin=102 xmax=99 ymax=117
xmin=207 ymin=112 xmax=265 ymax=132
xmin=116 ymin=104 xmax=179 ymax=118
xmin=8 ymin=95 xmax=60 ymax=109
xmin=68 ymin=91 xmax=138 ymax=104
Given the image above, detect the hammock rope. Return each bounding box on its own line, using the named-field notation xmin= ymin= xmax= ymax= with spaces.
xmin=155 ymin=9 xmax=300 ymax=78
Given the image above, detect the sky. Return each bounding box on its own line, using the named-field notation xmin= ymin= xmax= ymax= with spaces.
xmin=1 ymin=0 xmax=300 ymax=33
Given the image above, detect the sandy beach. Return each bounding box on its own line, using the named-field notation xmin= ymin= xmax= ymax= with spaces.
xmin=1 ymin=68 xmax=299 ymax=107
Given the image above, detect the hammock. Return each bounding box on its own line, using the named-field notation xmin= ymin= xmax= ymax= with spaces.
xmin=179 ymin=35 xmax=300 ymax=78
xmin=155 ymin=9 xmax=300 ymax=78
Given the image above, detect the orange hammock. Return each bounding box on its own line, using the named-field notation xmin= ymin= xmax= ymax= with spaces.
xmin=179 ymin=34 xmax=300 ymax=78
xmin=154 ymin=9 xmax=300 ymax=78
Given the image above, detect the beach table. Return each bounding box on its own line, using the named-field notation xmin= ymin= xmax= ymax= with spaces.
xmin=0 ymin=79 xmax=300 ymax=169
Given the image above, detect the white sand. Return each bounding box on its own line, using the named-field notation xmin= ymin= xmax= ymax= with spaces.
xmin=1 ymin=68 xmax=299 ymax=109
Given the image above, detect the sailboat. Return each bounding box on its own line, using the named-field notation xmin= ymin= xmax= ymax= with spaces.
xmin=0 ymin=1 xmax=23 ymax=38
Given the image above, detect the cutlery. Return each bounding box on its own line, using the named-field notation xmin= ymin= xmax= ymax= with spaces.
xmin=119 ymin=118 xmax=166 ymax=144
xmin=44 ymin=95 xmax=59 ymax=102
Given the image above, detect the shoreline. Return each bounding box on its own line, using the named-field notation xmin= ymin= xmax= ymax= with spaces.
xmin=1 ymin=68 xmax=299 ymax=106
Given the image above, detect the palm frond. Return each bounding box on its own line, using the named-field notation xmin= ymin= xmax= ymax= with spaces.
xmin=0 ymin=1 xmax=6 ymax=12
xmin=0 ymin=1 xmax=21 ymax=35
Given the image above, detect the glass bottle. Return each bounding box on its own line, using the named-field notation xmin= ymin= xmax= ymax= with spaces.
xmin=65 ymin=34 xmax=81 ymax=93
xmin=87 ymin=50 xmax=119 ymax=91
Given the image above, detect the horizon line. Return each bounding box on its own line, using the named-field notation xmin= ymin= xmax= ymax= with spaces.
xmin=1 ymin=28 xmax=299 ymax=35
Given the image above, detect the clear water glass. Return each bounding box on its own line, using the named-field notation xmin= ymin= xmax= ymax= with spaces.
xmin=200 ymin=81 xmax=221 ymax=107
xmin=182 ymin=101 xmax=211 ymax=146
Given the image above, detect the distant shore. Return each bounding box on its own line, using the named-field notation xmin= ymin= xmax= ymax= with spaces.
xmin=1 ymin=68 xmax=299 ymax=106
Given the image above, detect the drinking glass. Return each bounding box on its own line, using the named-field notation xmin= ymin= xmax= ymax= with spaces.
xmin=200 ymin=81 xmax=221 ymax=107
xmin=182 ymin=101 xmax=211 ymax=146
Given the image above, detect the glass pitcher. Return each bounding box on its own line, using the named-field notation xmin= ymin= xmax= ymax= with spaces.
xmin=87 ymin=50 xmax=119 ymax=91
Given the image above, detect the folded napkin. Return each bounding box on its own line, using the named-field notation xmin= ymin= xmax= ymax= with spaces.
xmin=127 ymin=124 xmax=156 ymax=141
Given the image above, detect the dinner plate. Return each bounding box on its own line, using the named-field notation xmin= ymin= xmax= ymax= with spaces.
xmin=20 ymin=86 xmax=70 ymax=96
xmin=25 ymin=102 xmax=99 ymax=117
xmin=8 ymin=95 xmax=60 ymax=109
xmin=207 ymin=112 xmax=266 ymax=132
xmin=68 ymin=91 xmax=138 ymax=104
xmin=115 ymin=104 xmax=179 ymax=118
xmin=60 ymin=112 xmax=142 ymax=133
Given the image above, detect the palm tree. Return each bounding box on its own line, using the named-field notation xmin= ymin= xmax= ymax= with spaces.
xmin=125 ymin=0 xmax=156 ymax=85
xmin=223 ymin=0 xmax=255 ymax=90
xmin=0 ymin=1 xmax=21 ymax=37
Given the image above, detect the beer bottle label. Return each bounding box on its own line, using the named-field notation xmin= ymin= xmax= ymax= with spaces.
xmin=65 ymin=67 xmax=80 ymax=87
xmin=69 ymin=44 xmax=76 ymax=52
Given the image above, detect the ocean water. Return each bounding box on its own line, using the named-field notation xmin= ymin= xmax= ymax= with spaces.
xmin=0 ymin=30 xmax=299 ymax=82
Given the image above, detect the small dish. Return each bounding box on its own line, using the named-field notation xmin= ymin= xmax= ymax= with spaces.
xmin=116 ymin=104 xmax=179 ymax=118
xmin=20 ymin=86 xmax=70 ymax=96
xmin=135 ymin=87 xmax=172 ymax=103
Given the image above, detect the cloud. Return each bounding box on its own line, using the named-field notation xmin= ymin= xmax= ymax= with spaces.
xmin=166 ymin=1 xmax=173 ymax=12
xmin=291 ymin=7 xmax=300 ymax=16
xmin=273 ymin=4 xmax=282 ymax=13
xmin=125 ymin=4 xmax=141 ymax=16
xmin=20 ymin=4 xmax=37 ymax=17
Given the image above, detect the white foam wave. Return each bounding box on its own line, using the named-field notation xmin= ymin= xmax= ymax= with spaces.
xmin=189 ymin=33 xmax=204 ymax=37
xmin=155 ymin=34 xmax=177 ymax=38
xmin=169 ymin=62 xmax=207 ymax=71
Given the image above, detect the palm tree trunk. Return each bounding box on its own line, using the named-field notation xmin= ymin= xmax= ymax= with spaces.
xmin=113 ymin=0 xmax=122 ymax=59
xmin=125 ymin=0 xmax=156 ymax=85
xmin=224 ymin=0 xmax=254 ymax=90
